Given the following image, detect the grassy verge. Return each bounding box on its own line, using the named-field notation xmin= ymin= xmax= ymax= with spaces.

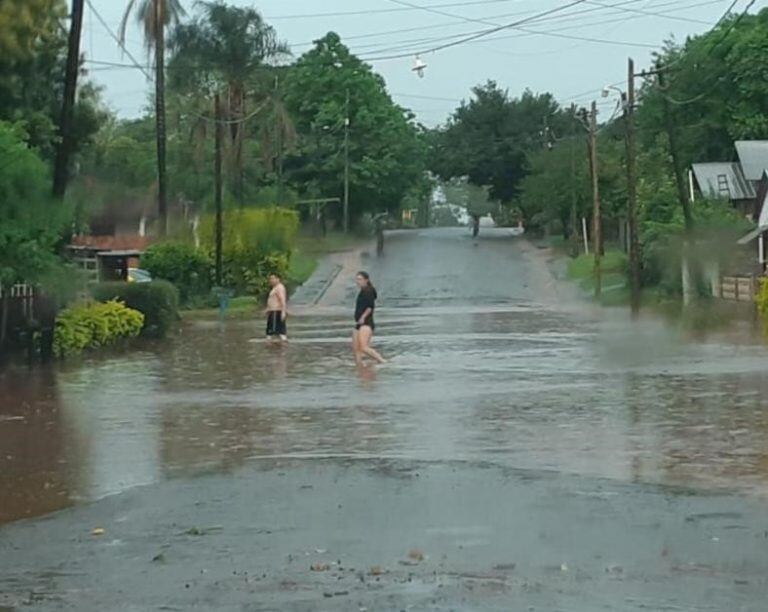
xmin=183 ymin=296 xmax=260 ymax=321
xmin=567 ymin=249 xmax=630 ymax=307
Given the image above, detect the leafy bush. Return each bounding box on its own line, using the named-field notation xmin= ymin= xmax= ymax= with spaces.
xmin=141 ymin=242 xmax=212 ymax=305
xmin=756 ymin=278 xmax=768 ymax=329
xmin=198 ymin=207 xmax=297 ymax=296
xmin=53 ymin=300 xmax=144 ymax=357
xmin=92 ymin=281 xmax=179 ymax=338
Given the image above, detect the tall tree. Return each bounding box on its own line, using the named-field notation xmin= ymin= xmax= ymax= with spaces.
xmin=120 ymin=0 xmax=185 ymax=236
xmin=430 ymin=82 xmax=568 ymax=204
xmin=0 ymin=122 xmax=73 ymax=346
xmin=169 ymin=1 xmax=290 ymax=204
xmin=283 ymin=33 xmax=426 ymax=221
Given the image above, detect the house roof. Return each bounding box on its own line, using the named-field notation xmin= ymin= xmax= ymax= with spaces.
xmin=70 ymin=235 xmax=152 ymax=252
xmin=735 ymin=140 xmax=768 ymax=182
xmin=692 ymin=162 xmax=755 ymax=201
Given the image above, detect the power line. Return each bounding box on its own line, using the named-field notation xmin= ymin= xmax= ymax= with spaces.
xmin=350 ymin=0 xmax=645 ymax=54
xmin=84 ymin=0 xmax=151 ymax=80
xmin=656 ymin=0 xmax=758 ymax=106
xmin=359 ymin=0 xmax=591 ymax=60
xmin=392 ymin=92 xmax=463 ymax=102
xmin=266 ymin=0 xmax=527 ymax=20
xmin=383 ymin=0 xmax=659 ymax=49
xmin=359 ymin=0 xmax=728 ymax=59
xmin=291 ymin=0 xmax=674 ymax=49
xmin=584 ymin=0 xmax=712 ymax=25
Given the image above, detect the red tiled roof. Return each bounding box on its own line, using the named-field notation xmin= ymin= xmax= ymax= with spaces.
xmin=69 ymin=235 xmax=152 ymax=251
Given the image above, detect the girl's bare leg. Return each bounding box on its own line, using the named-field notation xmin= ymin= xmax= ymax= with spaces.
xmin=358 ymin=326 xmax=386 ymax=364
xmin=352 ymin=329 xmax=363 ymax=365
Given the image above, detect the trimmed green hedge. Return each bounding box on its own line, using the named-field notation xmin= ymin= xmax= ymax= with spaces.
xmin=54 ymin=300 xmax=144 ymax=357
xmin=141 ymin=242 xmax=212 ymax=305
xmin=92 ymin=281 xmax=179 ymax=338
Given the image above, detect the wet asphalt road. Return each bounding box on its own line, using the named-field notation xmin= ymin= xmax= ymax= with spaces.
xmin=2 ymin=228 xmax=768 ymax=610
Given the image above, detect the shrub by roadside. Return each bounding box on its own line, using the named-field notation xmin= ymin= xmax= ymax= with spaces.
xmin=756 ymin=278 xmax=768 ymax=329
xmin=53 ymin=300 xmax=144 ymax=357
xmin=198 ymin=208 xmax=297 ymax=296
xmin=141 ymin=242 xmax=211 ymax=305
xmin=92 ymin=281 xmax=179 ymax=338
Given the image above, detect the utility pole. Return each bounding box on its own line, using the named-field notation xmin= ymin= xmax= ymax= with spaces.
xmin=274 ymin=76 xmax=284 ymax=206
xmin=343 ymin=89 xmax=350 ymax=234
xmin=657 ymin=62 xmax=695 ymax=305
xmin=214 ymin=93 xmax=224 ymax=287
xmin=53 ymin=0 xmax=85 ymax=198
xmin=154 ymin=0 xmax=169 ymax=236
xmin=626 ymin=58 xmax=641 ymax=315
xmin=569 ymin=136 xmax=579 ymax=257
xmin=588 ymin=101 xmax=602 ymax=298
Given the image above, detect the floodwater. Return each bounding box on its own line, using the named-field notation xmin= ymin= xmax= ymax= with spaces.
xmin=3 ymin=228 xmax=768 ymax=525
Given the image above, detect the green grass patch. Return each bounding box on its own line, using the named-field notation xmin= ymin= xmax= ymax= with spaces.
xmin=288 ymin=251 xmax=318 ymax=288
xmin=183 ymin=295 xmax=260 ymax=321
xmin=567 ymin=249 xmax=627 ymax=280
xmin=566 ymin=250 xmax=630 ymax=306
xmin=294 ymin=230 xmax=367 ymax=257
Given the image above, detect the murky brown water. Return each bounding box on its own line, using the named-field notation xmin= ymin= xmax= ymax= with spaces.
xmin=3 ymin=229 xmax=768 ymax=524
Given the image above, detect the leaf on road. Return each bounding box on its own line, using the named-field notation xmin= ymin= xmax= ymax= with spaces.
xmin=311 ymin=563 xmax=330 ymax=572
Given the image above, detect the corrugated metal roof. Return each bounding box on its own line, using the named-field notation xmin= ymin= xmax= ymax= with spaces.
xmin=692 ymin=162 xmax=755 ymax=200
xmin=735 ymin=140 xmax=768 ymax=181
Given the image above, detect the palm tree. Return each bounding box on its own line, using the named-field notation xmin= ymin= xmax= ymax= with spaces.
xmin=259 ymin=76 xmax=298 ymax=205
xmin=169 ymin=1 xmax=290 ymax=204
xmin=119 ymin=0 xmax=185 ymax=237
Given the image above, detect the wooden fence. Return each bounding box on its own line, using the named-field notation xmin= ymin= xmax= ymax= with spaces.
xmin=0 ymin=283 xmax=37 ymax=321
xmin=715 ymin=275 xmax=757 ymax=302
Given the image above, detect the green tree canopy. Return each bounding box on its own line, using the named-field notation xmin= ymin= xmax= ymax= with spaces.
xmin=282 ymin=32 xmax=427 ymax=219
xmin=168 ymin=0 xmax=290 ymax=202
xmin=0 ymin=122 xmax=72 ymax=288
xmin=430 ymin=82 xmax=569 ymax=204
xmin=637 ymin=8 xmax=768 ymax=168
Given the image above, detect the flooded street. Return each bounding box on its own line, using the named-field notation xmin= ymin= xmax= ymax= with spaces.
xmin=2 ymin=229 xmax=768 ymax=610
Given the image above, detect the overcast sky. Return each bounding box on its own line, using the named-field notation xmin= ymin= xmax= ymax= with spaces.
xmin=83 ymin=0 xmax=765 ymax=126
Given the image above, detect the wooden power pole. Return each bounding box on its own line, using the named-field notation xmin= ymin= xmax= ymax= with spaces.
xmin=588 ymin=101 xmax=602 ymax=298
xmin=53 ymin=0 xmax=85 ymax=198
xmin=626 ymin=58 xmax=641 ymax=315
xmin=214 ymin=93 xmax=224 ymax=287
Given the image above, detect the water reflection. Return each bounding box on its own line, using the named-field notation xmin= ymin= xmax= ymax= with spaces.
xmin=0 ymin=367 xmax=80 ymax=522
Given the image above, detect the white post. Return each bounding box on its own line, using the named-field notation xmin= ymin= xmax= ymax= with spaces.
xmin=688 ymin=169 xmax=696 ymax=204
xmin=192 ymin=215 xmax=200 ymax=249
xmin=581 ymin=217 xmax=589 ymax=255
xmin=759 ymin=232 xmax=764 ymax=265
xmin=682 ymin=252 xmax=693 ymax=306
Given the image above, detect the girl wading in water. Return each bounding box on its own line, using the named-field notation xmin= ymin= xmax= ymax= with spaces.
xmin=265 ymin=273 xmax=288 ymax=341
xmin=353 ymin=271 xmax=386 ymax=365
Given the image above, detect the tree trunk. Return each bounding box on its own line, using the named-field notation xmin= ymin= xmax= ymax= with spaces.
xmin=0 ymin=292 xmax=8 ymax=352
xmin=229 ymin=86 xmax=245 ymax=206
xmin=155 ymin=2 xmax=168 ymax=237
xmin=53 ymin=0 xmax=85 ymax=199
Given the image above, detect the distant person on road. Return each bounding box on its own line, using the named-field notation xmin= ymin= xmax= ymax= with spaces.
xmin=373 ymin=212 xmax=387 ymax=256
xmin=353 ymin=271 xmax=386 ymax=365
xmin=265 ymin=273 xmax=288 ymax=342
